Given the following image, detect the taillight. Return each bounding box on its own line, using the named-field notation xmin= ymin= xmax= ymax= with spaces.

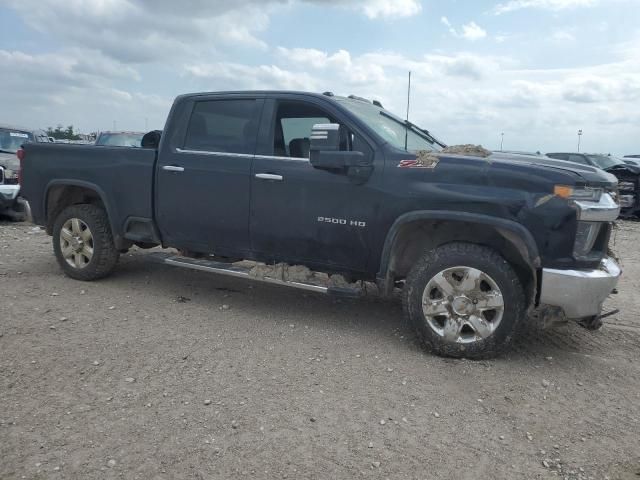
xmin=16 ymin=148 xmax=25 ymax=186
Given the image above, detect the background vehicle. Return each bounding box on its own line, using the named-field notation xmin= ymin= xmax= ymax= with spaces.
xmin=19 ymin=91 xmax=621 ymax=358
xmin=547 ymin=152 xmax=640 ymax=217
xmin=95 ymin=131 xmax=145 ymax=147
xmin=623 ymin=155 xmax=640 ymax=167
xmin=0 ymin=124 xmax=47 ymax=219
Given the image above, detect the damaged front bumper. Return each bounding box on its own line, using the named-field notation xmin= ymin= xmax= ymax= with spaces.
xmin=539 ymin=257 xmax=621 ymax=319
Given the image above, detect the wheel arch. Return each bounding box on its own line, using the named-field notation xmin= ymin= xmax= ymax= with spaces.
xmin=44 ymin=180 xmax=124 ymax=248
xmin=377 ymin=211 xmax=541 ymax=308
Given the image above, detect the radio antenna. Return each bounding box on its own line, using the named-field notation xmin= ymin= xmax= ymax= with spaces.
xmin=404 ymin=71 xmax=411 ymax=151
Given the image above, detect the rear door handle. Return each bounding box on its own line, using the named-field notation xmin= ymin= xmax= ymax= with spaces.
xmin=162 ymin=165 xmax=185 ymax=172
xmin=255 ymin=173 xmax=283 ymax=181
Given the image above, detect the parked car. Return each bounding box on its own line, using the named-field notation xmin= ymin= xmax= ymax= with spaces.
xmin=546 ymin=152 xmax=640 ymax=217
xmin=623 ymin=155 xmax=640 ymax=168
xmin=19 ymin=90 xmax=621 ymax=358
xmin=95 ymin=131 xmax=145 ymax=147
xmin=0 ymin=124 xmax=47 ymax=219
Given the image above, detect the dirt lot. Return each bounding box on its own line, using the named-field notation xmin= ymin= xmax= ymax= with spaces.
xmin=1 ymin=220 xmax=639 ymax=480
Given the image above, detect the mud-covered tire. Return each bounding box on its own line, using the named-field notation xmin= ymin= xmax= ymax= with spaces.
xmin=403 ymin=242 xmax=526 ymax=359
xmin=52 ymin=204 xmax=119 ymax=281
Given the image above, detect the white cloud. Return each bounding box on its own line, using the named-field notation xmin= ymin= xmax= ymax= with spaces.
xmin=1 ymin=0 xmax=421 ymax=65
xmin=0 ymin=49 xmax=171 ymax=132
xmin=552 ymin=30 xmax=576 ymax=41
xmin=359 ymin=0 xmax=422 ymax=18
xmin=461 ymin=22 xmax=488 ymax=40
xmin=182 ymin=44 xmax=640 ymax=153
xmin=494 ymin=0 xmax=598 ymax=14
xmin=441 ymin=17 xmax=488 ymax=41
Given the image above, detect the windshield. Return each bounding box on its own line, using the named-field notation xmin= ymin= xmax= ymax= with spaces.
xmin=96 ymin=132 xmax=144 ymax=147
xmin=0 ymin=128 xmax=33 ymax=153
xmin=335 ymin=98 xmax=443 ymax=152
xmin=587 ymin=154 xmax=625 ymax=169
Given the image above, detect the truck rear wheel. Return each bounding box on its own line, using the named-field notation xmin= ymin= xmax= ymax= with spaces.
xmin=403 ymin=242 xmax=525 ymax=359
xmin=52 ymin=204 xmax=119 ymax=281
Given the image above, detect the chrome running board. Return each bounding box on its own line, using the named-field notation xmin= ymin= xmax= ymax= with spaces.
xmin=147 ymin=252 xmax=361 ymax=298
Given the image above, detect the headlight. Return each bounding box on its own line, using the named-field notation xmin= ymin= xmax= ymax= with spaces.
xmin=554 ymin=185 xmax=602 ymax=201
xmin=574 ymin=221 xmax=602 ymax=257
xmin=618 ymin=181 xmax=635 ymax=191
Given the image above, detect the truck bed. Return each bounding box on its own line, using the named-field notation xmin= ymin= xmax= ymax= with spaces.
xmin=21 ymin=143 xmax=156 ymax=233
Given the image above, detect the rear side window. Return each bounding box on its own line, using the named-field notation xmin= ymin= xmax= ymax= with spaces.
xmin=184 ymin=99 xmax=259 ymax=154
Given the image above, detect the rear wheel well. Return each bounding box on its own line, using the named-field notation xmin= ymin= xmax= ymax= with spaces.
xmin=46 ymin=185 xmax=106 ymax=234
xmin=385 ymin=220 xmax=537 ymax=308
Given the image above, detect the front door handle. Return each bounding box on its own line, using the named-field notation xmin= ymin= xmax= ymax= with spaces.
xmin=255 ymin=173 xmax=283 ymax=181
xmin=162 ymin=165 xmax=185 ymax=172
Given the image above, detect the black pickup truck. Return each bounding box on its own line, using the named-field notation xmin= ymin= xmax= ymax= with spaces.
xmin=19 ymin=91 xmax=621 ymax=358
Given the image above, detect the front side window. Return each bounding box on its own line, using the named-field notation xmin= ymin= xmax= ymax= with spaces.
xmin=185 ymin=99 xmax=258 ymax=154
xmin=0 ymin=128 xmax=33 ymax=153
xmin=273 ymin=101 xmax=371 ymax=159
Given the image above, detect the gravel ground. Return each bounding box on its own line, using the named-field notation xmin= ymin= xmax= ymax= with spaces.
xmin=1 ymin=220 xmax=639 ymax=480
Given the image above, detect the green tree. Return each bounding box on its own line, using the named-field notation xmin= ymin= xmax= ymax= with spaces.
xmin=46 ymin=124 xmax=81 ymax=141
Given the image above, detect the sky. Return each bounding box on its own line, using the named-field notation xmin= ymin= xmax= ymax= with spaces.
xmin=0 ymin=0 xmax=639 ymax=154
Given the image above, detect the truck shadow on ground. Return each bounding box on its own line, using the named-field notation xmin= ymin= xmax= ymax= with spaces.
xmin=106 ymin=250 xmax=639 ymax=362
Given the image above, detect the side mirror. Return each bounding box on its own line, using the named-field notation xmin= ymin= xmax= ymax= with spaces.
xmin=309 ymin=123 xmax=364 ymax=170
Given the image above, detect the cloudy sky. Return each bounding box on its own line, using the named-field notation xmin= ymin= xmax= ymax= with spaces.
xmin=0 ymin=0 xmax=638 ymax=154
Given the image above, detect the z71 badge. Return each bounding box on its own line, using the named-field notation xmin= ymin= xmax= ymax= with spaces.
xmin=318 ymin=217 xmax=366 ymax=228
xmin=397 ymin=151 xmax=440 ymax=169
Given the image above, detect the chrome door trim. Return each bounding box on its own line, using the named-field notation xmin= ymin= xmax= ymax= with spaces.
xmin=255 ymin=173 xmax=284 ymax=181
xmin=162 ymin=165 xmax=185 ymax=172
xmin=175 ymin=148 xmax=309 ymax=162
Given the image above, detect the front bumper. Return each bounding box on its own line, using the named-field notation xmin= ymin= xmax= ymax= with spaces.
xmin=0 ymin=184 xmax=20 ymax=211
xmin=539 ymin=257 xmax=621 ymax=319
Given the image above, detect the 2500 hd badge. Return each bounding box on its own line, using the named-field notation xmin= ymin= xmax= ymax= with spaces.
xmin=317 ymin=216 xmax=367 ymax=227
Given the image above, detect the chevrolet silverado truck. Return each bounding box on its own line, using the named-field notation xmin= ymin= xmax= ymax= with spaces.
xmin=18 ymin=91 xmax=621 ymax=358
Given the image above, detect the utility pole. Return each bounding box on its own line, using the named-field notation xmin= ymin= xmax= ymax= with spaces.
xmin=404 ymin=71 xmax=411 ymax=151
xmin=577 ymin=129 xmax=583 ymax=152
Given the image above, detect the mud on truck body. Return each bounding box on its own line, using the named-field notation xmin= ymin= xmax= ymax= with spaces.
xmin=18 ymin=91 xmax=621 ymax=358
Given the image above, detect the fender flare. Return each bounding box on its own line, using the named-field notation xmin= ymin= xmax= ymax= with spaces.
xmin=44 ymin=179 xmax=122 ymax=246
xmin=377 ymin=210 xmax=541 ymax=290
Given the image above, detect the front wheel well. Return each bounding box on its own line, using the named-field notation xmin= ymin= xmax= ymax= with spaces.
xmin=384 ymin=219 xmax=537 ymax=308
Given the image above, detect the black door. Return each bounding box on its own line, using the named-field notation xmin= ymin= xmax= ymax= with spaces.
xmin=156 ymin=97 xmax=263 ymax=255
xmin=249 ymin=98 xmax=379 ymax=272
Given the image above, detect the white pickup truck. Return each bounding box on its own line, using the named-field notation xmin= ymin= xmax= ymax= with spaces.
xmin=0 ymin=124 xmax=50 ymax=219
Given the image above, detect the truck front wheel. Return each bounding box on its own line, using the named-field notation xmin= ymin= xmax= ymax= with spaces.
xmin=52 ymin=204 xmax=119 ymax=281
xmin=403 ymin=242 xmax=525 ymax=359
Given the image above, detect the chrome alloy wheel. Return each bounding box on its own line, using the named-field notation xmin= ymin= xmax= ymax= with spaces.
xmin=421 ymin=266 xmax=505 ymax=344
xmin=59 ymin=218 xmax=94 ymax=269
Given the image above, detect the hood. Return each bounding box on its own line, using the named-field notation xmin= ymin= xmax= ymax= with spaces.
xmin=0 ymin=150 xmax=19 ymax=172
xmin=489 ymin=152 xmax=618 ymax=189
